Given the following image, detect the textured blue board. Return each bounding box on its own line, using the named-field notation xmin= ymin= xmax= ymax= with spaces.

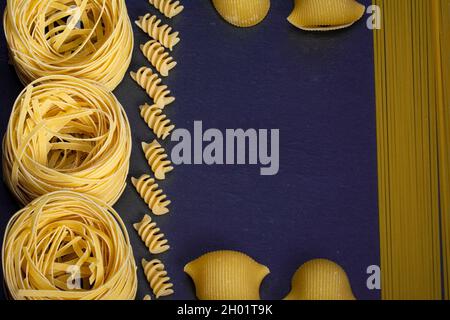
xmin=0 ymin=0 xmax=380 ymax=300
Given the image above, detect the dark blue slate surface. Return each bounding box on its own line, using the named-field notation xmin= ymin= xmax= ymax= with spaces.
xmin=0 ymin=0 xmax=380 ymax=300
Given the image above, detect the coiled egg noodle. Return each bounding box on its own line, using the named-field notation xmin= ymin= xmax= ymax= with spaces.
xmin=3 ymin=0 xmax=133 ymax=90
xmin=2 ymin=191 xmax=137 ymax=300
xmin=2 ymin=75 xmax=132 ymax=206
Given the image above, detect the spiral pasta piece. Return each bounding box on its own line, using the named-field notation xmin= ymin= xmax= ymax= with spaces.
xmin=134 ymin=214 xmax=170 ymax=254
xmin=3 ymin=0 xmax=133 ymax=90
xmin=140 ymin=104 xmax=175 ymax=140
xmin=142 ymin=259 xmax=174 ymax=299
xmin=212 ymin=0 xmax=271 ymax=27
xmin=2 ymin=191 xmax=137 ymax=300
xmin=287 ymin=0 xmax=365 ymax=31
xmin=142 ymin=140 xmax=174 ymax=180
xmin=2 ymin=75 xmax=131 ymax=206
xmin=149 ymin=0 xmax=184 ymax=19
xmin=140 ymin=40 xmax=177 ymax=77
xmin=132 ymin=174 xmax=171 ymax=215
xmin=135 ymin=14 xmax=180 ymax=51
xmin=131 ymin=67 xmax=175 ymax=108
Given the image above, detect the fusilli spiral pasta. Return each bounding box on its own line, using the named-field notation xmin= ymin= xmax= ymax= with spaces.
xmin=135 ymin=14 xmax=180 ymax=51
xmin=131 ymin=67 xmax=175 ymax=108
xmin=134 ymin=214 xmax=170 ymax=254
xmin=142 ymin=140 xmax=174 ymax=180
xmin=149 ymin=0 xmax=184 ymax=19
xmin=132 ymin=174 xmax=171 ymax=215
xmin=140 ymin=103 xmax=175 ymax=140
xmin=140 ymin=40 xmax=177 ymax=77
xmin=142 ymin=258 xmax=174 ymax=299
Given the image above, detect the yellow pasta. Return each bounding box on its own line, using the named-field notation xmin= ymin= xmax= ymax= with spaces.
xmin=284 ymin=259 xmax=356 ymax=300
xmin=132 ymin=174 xmax=171 ymax=216
xmin=142 ymin=259 xmax=174 ymax=299
xmin=143 ymin=295 xmax=152 ymax=300
xmin=3 ymin=0 xmax=133 ymax=90
xmin=2 ymin=75 xmax=131 ymax=206
xmin=212 ymin=0 xmax=271 ymax=27
xmin=149 ymin=0 xmax=184 ymax=19
xmin=374 ymin=0 xmax=450 ymax=300
xmin=135 ymin=14 xmax=180 ymax=51
xmin=287 ymin=0 xmax=365 ymax=31
xmin=141 ymin=40 xmax=177 ymax=77
xmin=142 ymin=140 xmax=174 ymax=180
xmin=134 ymin=214 xmax=170 ymax=254
xmin=140 ymin=103 xmax=175 ymax=140
xmin=184 ymin=250 xmax=270 ymax=300
xmin=131 ymin=67 xmax=175 ymax=108
xmin=2 ymin=191 xmax=137 ymax=300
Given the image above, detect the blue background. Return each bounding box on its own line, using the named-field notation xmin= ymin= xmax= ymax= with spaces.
xmin=0 ymin=0 xmax=380 ymax=300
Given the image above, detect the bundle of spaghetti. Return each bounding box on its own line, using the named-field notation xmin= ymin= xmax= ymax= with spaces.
xmin=373 ymin=0 xmax=450 ymax=299
xmin=3 ymin=0 xmax=133 ymax=90
xmin=2 ymin=191 xmax=137 ymax=300
xmin=2 ymin=75 xmax=132 ymax=206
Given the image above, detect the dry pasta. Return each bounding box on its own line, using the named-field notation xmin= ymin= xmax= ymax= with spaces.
xmin=131 ymin=67 xmax=175 ymax=108
xmin=212 ymin=0 xmax=270 ymax=27
xmin=135 ymin=14 xmax=180 ymax=51
xmin=142 ymin=259 xmax=174 ymax=298
xmin=134 ymin=214 xmax=170 ymax=254
xmin=149 ymin=0 xmax=184 ymax=19
xmin=284 ymin=259 xmax=355 ymax=300
xmin=3 ymin=0 xmax=133 ymax=90
xmin=287 ymin=0 xmax=365 ymax=31
xmin=132 ymin=174 xmax=171 ymax=215
xmin=140 ymin=40 xmax=177 ymax=77
xmin=143 ymin=295 xmax=152 ymax=300
xmin=184 ymin=250 xmax=270 ymax=300
xmin=374 ymin=0 xmax=450 ymax=299
xmin=2 ymin=75 xmax=131 ymax=206
xmin=140 ymin=103 xmax=175 ymax=140
xmin=142 ymin=140 xmax=174 ymax=180
xmin=2 ymin=191 xmax=137 ymax=300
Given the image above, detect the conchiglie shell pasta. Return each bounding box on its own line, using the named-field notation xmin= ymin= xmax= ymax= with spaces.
xmin=212 ymin=0 xmax=270 ymax=27
xmin=184 ymin=250 xmax=270 ymax=300
xmin=287 ymin=0 xmax=365 ymax=31
xmin=284 ymin=259 xmax=356 ymax=300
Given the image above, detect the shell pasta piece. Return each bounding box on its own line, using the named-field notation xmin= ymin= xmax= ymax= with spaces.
xmin=2 ymin=75 xmax=131 ymax=206
xmin=149 ymin=0 xmax=184 ymax=19
xmin=142 ymin=140 xmax=174 ymax=180
xmin=140 ymin=40 xmax=177 ymax=77
xmin=135 ymin=14 xmax=180 ymax=50
xmin=142 ymin=259 xmax=174 ymax=298
xmin=140 ymin=104 xmax=175 ymax=140
xmin=284 ymin=259 xmax=356 ymax=300
xmin=184 ymin=250 xmax=270 ymax=300
xmin=287 ymin=0 xmax=365 ymax=31
xmin=212 ymin=0 xmax=271 ymax=27
xmin=132 ymin=174 xmax=171 ymax=215
xmin=2 ymin=191 xmax=137 ymax=300
xmin=134 ymin=214 xmax=170 ymax=254
xmin=131 ymin=67 xmax=175 ymax=108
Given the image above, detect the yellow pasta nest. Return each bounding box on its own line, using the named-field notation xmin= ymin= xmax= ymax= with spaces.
xmin=134 ymin=214 xmax=170 ymax=254
xmin=149 ymin=0 xmax=184 ymax=19
xmin=2 ymin=191 xmax=137 ymax=300
xmin=140 ymin=103 xmax=175 ymax=140
xmin=184 ymin=250 xmax=270 ymax=300
xmin=2 ymin=76 xmax=131 ymax=206
xmin=131 ymin=174 xmax=171 ymax=215
xmin=212 ymin=0 xmax=271 ymax=27
xmin=140 ymin=40 xmax=177 ymax=77
xmin=3 ymin=0 xmax=133 ymax=90
xmin=135 ymin=14 xmax=180 ymax=51
xmin=142 ymin=259 xmax=174 ymax=299
xmin=287 ymin=0 xmax=365 ymax=31
xmin=131 ymin=67 xmax=175 ymax=108
xmin=142 ymin=140 xmax=174 ymax=180
xmin=284 ymin=259 xmax=356 ymax=300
